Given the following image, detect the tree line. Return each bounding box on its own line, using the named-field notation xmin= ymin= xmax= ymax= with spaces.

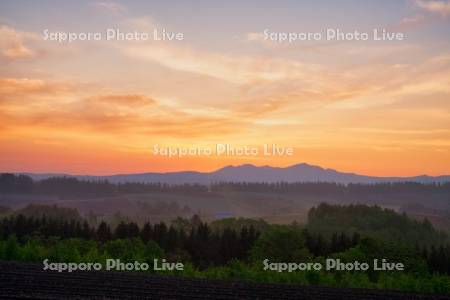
xmin=1 ymin=212 xmax=449 ymax=275
xmin=0 ymin=214 xmax=259 ymax=267
xmin=1 ymin=173 xmax=449 ymax=199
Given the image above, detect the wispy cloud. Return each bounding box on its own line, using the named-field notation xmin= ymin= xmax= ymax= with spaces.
xmin=415 ymin=0 xmax=450 ymax=16
xmin=397 ymin=15 xmax=427 ymax=29
xmin=0 ymin=25 xmax=35 ymax=60
xmin=119 ymin=42 xmax=310 ymax=85
xmin=0 ymin=25 xmax=78 ymax=64
xmin=88 ymin=94 xmax=155 ymax=107
xmin=92 ymin=1 xmax=126 ymax=15
xmin=0 ymin=77 xmax=73 ymax=101
xmin=0 ymin=76 xmax=245 ymax=138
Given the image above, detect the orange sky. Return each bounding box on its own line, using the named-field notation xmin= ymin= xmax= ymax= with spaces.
xmin=1 ymin=1 xmax=450 ymax=176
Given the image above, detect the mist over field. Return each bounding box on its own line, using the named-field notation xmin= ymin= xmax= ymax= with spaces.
xmin=1 ymin=170 xmax=449 ymax=230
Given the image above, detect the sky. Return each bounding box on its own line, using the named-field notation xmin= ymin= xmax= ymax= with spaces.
xmin=0 ymin=0 xmax=449 ymax=176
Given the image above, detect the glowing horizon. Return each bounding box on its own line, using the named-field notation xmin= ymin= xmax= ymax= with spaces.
xmin=1 ymin=0 xmax=450 ymax=177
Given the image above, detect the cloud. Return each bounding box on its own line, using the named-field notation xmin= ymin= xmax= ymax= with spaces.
xmin=0 ymin=77 xmax=74 ymax=100
xmin=115 ymin=36 xmax=332 ymax=90
xmin=415 ymin=0 xmax=450 ymax=16
xmin=0 ymin=25 xmax=35 ymax=60
xmin=1 ymin=102 xmax=242 ymax=138
xmin=110 ymin=18 xmax=321 ymax=87
xmin=246 ymin=32 xmax=265 ymax=42
xmin=0 ymin=25 xmax=79 ymax=64
xmin=0 ymin=76 xmax=246 ymax=138
xmin=115 ymin=32 xmax=430 ymax=121
xmin=122 ymin=17 xmax=160 ymax=31
xmin=88 ymin=94 xmax=155 ymax=107
xmin=92 ymin=1 xmax=126 ymax=14
xmin=392 ymin=1 xmax=449 ymax=31
xmin=120 ymin=43 xmax=297 ymax=85
xmin=396 ymin=15 xmax=427 ymax=29
xmin=327 ymin=54 xmax=450 ymax=111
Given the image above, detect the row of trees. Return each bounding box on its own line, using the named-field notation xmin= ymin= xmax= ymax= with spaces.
xmin=0 ymin=174 xmax=207 ymax=197
xmin=0 ymin=214 xmax=259 ymax=267
xmin=210 ymin=181 xmax=450 ymax=194
xmin=1 ymin=173 xmax=449 ymax=198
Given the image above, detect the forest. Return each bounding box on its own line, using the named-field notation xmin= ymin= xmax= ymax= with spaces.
xmin=0 ymin=202 xmax=449 ymax=294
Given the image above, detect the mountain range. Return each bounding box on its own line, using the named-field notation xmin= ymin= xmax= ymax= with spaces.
xmin=19 ymin=163 xmax=450 ymax=184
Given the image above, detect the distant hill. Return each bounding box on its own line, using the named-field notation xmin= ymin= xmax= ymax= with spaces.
xmin=18 ymin=163 xmax=450 ymax=184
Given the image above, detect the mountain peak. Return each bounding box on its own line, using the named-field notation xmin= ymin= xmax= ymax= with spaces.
xmin=287 ymin=163 xmax=324 ymax=170
xmin=217 ymin=163 xmax=261 ymax=170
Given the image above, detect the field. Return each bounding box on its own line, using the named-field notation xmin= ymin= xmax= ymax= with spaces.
xmin=1 ymin=262 xmax=449 ymax=300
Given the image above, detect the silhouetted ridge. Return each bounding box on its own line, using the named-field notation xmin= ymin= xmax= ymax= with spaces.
xmin=11 ymin=163 xmax=450 ymax=184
